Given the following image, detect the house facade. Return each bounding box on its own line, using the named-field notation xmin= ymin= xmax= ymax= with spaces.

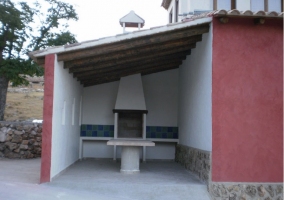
xmin=162 ymin=0 xmax=283 ymax=23
xmin=29 ymin=4 xmax=283 ymax=200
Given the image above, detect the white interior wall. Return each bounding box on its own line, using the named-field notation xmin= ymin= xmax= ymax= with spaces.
xmin=81 ymin=69 xmax=178 ymax=159
xmin=83 ymin=142 xmax=175 ymax=160
xmin=82 ymin=70 xmax=178 ymax=126
xmin=51 ymin=58 xmax=83 ymax=179
xmin=82 ymin=81 xmax=119 ymax=124
xmin=146 ymin=143 xmax=175 ymax=160
xmin=142 ymin=69 xmax=178 ymax=126
xmin=178 ymin=26 xmax=212 ymax=151
xmin=83 ymin=141 xmax=113 ymax=158
xmin=143 ymin=69 xmax=179 ymax=160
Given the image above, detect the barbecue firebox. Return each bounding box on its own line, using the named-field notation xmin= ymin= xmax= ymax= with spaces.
xmin=112 ymin=74 xmax=149 ymax=162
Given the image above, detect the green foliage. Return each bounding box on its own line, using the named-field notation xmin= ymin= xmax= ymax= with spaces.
xmin=0 ymin=0 xmax=78 ymax=85
xmin=0 ymin=0 xmax=33 ymax=60
xmin=0 ymin=58 xmax=44 ymax=86
xmin=32 ymin=30 xmax=78 ymax=51
xmin=30 ymin=0 xmax=78 ymax=51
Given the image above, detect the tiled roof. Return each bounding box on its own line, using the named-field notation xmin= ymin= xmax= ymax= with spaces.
xmin=182 ymin=9 xmax=283 ymax=22
xmin=212 ymin=9 xmax=283 ymax=18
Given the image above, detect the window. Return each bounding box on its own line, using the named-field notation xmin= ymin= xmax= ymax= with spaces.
xmin=213 ymin=0 xmax=282 ymax=12
xmin=251 ymin=0 xmax=265 ymax=11
xmin=169 ymin=9 xmax=173 ymax=23
xmin=175 ymin=0 xmax=179 ymax=22
xmin=72 ymin=98 xmax=75 ymax=125
xmin=79 ymin=96 xmax=82 ymax=125
xmin=62 ymin=101 xmax=66 ymax=125
xmin=217 ymin=0 xmax=231 ymax=10
xmin=268 ymin=0 xmax=282 ymax=12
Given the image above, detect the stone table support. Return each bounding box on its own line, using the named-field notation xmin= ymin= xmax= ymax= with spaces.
xmin=107 ymin=139 xmax=155 ymax=174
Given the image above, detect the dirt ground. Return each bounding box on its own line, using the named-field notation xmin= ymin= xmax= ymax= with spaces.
xmin=4 ymin=84 xmax=44 ymax=121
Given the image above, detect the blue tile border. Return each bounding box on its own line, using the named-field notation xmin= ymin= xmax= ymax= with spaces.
xmin=146 ymin=126 xmax=178 ymax=139
xmin=81 ymin=125 xmax=178 ymax=139
xmin=81 ymin=124 xmax=114 ymax=137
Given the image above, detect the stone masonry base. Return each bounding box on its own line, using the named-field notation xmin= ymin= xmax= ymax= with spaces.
xmin=208 ymin=182 xmax=283 ymax=200
xmin=175 ymin=144 xmax=211 ymax=183
xmin=0 ymin=121 xmax=42 ymax=159
xmin=175 ymin=144 xmax=283 ymax=200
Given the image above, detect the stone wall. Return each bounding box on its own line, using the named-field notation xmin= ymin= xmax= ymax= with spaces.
xmin=0 ymin=122 xmax=42 ymax=159
xmin=175 ymin=144 xmax=211 ymax=183
xmin=208 ymin=182 xmax=283 ymax=200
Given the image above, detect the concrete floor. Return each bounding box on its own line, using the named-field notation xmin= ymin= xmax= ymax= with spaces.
xmin=0 ymin=158 xmax=210 ymax=200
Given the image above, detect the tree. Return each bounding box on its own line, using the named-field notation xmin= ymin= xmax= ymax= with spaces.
xmin=0 ymin=0 xmax=78 ymax=120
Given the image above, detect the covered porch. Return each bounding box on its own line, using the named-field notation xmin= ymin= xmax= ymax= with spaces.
xmin=29 ymin=17 xmax=212 ymax=184
xmin=28 ymin=9 xmax=283 ymax=200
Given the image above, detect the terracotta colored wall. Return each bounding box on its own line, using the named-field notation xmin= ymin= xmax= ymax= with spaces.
xmin=212 ymin=18 xmax=283 ymax=182
xmin=40 ymin=54 xmax=55 ymax=183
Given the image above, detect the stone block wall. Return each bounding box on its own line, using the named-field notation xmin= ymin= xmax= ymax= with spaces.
xmin=175 ymin=144 xmax=283 ymax=200
xmin=208 ymin=182 xmax=283 ymax=200
xmin=0 ymin=122 xmax=42 ymax=159
xmin=175 ymin=144 xmax=211 ymax=183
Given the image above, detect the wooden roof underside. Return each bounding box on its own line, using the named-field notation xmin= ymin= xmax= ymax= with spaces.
xmin=37 ymin=23 xmax=210 ymax=87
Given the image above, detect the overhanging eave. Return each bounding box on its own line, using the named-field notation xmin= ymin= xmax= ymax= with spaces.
xmin=29 ymin=18 xmax=212 ymax=87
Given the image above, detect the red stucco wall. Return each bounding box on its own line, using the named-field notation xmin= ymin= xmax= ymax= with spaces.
xmin=212 ymin=18 xmax=283 ymax=182
xmin=40 ymin=54 xmax=55 ymax=183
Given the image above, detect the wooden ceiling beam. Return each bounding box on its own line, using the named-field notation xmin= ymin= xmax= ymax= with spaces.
xmin=64 ymin=35 xmax=202 ymax=69
xmin=141 ymin=65 xmax=179 ymax=76
xmin=57 ymin=24 xmax=209 ymax=62
xmin=74 ymin=51 xmax=189 ymax=80
xmin=69 ymin=43 xmax=194 ymax=74
xmin=83 ymin=78 xmax=121 ymax=87
xmin=80 ymin=61 xmax=181 ymax=83
xmin=77 ymin=57 xmax=185 ymax=82
xmin=82 ymin=62 xmax=181 ymax=87
xmin=36 ymin=57 xmax=45 ymax=65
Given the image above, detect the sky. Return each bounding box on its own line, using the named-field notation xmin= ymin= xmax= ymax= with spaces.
xmin=57 ymin=0 xmax=168 ymax=42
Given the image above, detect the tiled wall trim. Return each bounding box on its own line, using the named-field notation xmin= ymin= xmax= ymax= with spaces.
xmin=81 ymin=125 xmax=114 ymax=137
xmin=208 ymin=182 xmax=283 ymax=200
xmin=80 ymin=125 xmax=178 ymax=139
xmin=146 ymin=126 xmax=178 ymax=139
